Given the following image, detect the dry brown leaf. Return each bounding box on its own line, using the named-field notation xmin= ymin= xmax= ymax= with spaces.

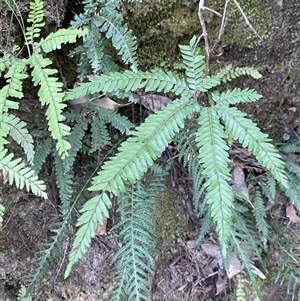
xmin=132 ymin=93 xmax=171 ymax=111
xmin=215 ymin=268 xmax=227 ymax=295
xmin=95 ymin=97 xmax=117 ymax=109
xmin=227 ymin=251 xmax=243 ymax=279
xmin=96 ymin=215 xmax=108 ymax=236
xmin=286 ymin=204 xmax=300 ymax=224
xmin=232 ymin=166 xmax=250 ymax=203
xmin=249 ymin=263 xmax=266 ymax=279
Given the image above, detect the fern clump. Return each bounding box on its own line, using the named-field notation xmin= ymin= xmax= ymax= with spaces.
xmin=0 ymin=0 xmax=87 ymax=202
xmin=64 ymin=35 xmax=287 ymax=301
xmin=70 ymin=0 xmax=138 ymax=79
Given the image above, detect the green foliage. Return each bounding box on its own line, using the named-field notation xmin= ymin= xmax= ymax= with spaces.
xmin=70 ymin=0 xmax=138 ymax=79
xmin=0 ymin=0 xmax=87 ymax=199
xmin=275 ymin=243 xmax=300 ymax=301
xmin=17 ymin=286 xmax=34 ymax=301
xmin=111 ymin=166 xmax=167 ymax=301
xmin=65 ymin=36 xmax=287 ymax=301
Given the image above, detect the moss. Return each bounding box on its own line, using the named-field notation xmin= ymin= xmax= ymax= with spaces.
xmin=154 ymin=190 xmax=188 ymax=240
xmin=125 ymin=0 xmax=198 ymax=68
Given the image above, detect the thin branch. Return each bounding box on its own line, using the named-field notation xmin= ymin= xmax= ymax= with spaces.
xmin=198 ymin=0 xmax=211 ymax=75
xmin=232 ymin=0 xmax=263 ymax=41
xmin=218 ymin=0 xmax=231 ymax=41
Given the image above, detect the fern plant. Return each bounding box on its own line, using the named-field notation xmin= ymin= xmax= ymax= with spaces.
xmin=69 ymin=0 xmax=138 ymax=79
xmin=0 ymin=0 xmax=87 ymax=203
xmin=64 ymin=35 xmax=287 ymax=301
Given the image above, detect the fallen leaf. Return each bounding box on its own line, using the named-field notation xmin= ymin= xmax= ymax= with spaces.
xmin=96 ymin=214 xmax=108 ymax=236
xmin=249 ymin=263 xmax=266 ymax=279
xmin=232 ymin=166 xmax=251 ymax=203
xmin=131 ymin=93 xmax=171 ymax=111
xmin=286 ymin=204 xmax=297 ymax=224
xmin=227 ymin=251 xmax=243 ymax=279
xmin=215 ymin=268 xmax=227 ymax=295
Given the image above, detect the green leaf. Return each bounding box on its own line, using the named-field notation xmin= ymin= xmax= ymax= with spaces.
xmin=196 ymin=107 xmax=233 ymax=259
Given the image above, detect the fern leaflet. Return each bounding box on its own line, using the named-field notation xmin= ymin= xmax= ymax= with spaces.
xmin=195 ymin=107 xmax=233 ymax=260
xmin=1 ymin=148 xmax=47 ymax=198
xmin=5 ymin=113 xmax=35 ymax=164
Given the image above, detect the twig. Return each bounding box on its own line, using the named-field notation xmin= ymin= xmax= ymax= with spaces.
xmin=218 ymin=0 xmax=231 ymax=41
xmin=232 ymin=0 xmax=263 ymax=41
xmin=198 ymin=0 xmax=211 ymax=75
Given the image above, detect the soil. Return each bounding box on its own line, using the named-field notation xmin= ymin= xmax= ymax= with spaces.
xmin=1 ymin=0 xmax=300 ymax=301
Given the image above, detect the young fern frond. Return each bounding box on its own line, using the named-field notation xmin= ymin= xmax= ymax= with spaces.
xmin=218 ymin=106 xmax=288 ymax=188
xmin=90 ymin=117 xmax=111 ymax=153
xmin=231 ymin=223 xmax=264 ymax=301
xmin=195 ymin=107 xmax=233 ymax=260
xmin=179 ymin=36 xmax=220 ymax=92
xmin=279 ymin=142 xmax=300 ymax=154
xmin=65 ymin=97 xmax=199 ymax=277
xmin=111 ymin=164 xmax=168 ymax=301
xmin=25 ymin=0 xmax=45 ymax=49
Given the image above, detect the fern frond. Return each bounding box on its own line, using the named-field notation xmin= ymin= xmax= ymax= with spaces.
xmin=33 ymin=137 xmax=53 ymax=174
xmin=177 ymin=127 xmax=205 ymax=209
xmin=212 ymin=87 xmax=262 ymax=105
xmin=275 ymin=244 xmax=300 ymax=301
xmin=97 ymin=5 xmax=138 ymax=70
xmin=260 ymin=175 xmax=276 ymax=202
xmin=5 ymin=113 xmax=35 ymax=164
xmin=90 ymin=116 xmax=111 ymax=153
xmin=196 ymin=210 xmax=213 ymax=244
xmin=285 ymin=159 xmax=300 ymax=180
xmin=0 ymin=58 xmax=28 ymax=114
xmin=179 ymin=36 xmax=205 ymax=90
xmin=179 ymin=36 xmax=220 ymax=92
xmin=252 ymin=188 xmax=268 ymax=244
xmin=279 ymin=142 xmax=300 ymax=154
xmin=25 ymin=0 xmax=45 ymax=47
xmin=0 ymin=148 xmax=47 ymax=198
xmin=98 ymin=108 xmax=133 ymax=135
xmin=111 ymin=182 xmax=157 ymax=301
xmin=17 ymin=286 xmax=33 ymax=301
xmin=65 ymin=98 xmax=198 ymax=277
xmin=30 ymin=53 xmax=71 ymax=158
xmin=219 ymin=106 xmax=288 ymax=189
xmin=65 ymin=69 xmax=190 ymax=100
xmin=231 ymin=230 xmax=264 ymax=301
xmin=38 ymin=28 xmax=88 ymax=53
xmin=218 ymin=64 xmax=261 ymax=83
xmin=195 ymin=107 xmax=233 ymax=260
xmin=284 ymin=171 xmax=300 ymax=212
xmin=33 ymin=138 xmax=53 ymax=174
